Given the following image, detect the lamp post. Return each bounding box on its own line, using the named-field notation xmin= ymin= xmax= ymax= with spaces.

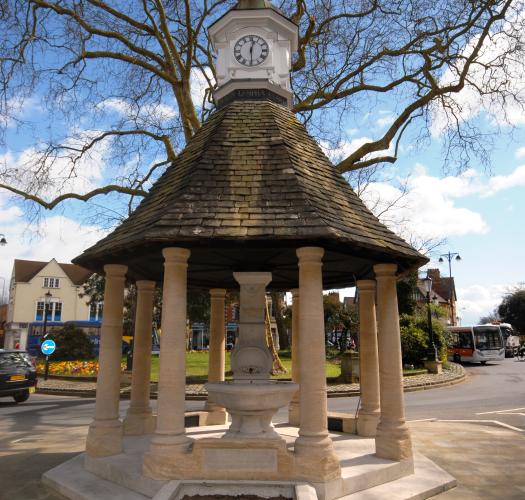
xmin=0 ymin=277 xmax=6 ymax=305
xmin=43 ymin=290 xmax=52 ymax=380
xmin=439 ymin=251 xmax=461 ymax=326
xmin=422 ymin=276 xmax=438 ymax=362
xmin=0 ymin=234 xmax=7 ymax=246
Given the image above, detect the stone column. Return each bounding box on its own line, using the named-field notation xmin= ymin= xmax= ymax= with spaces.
xmin=124 ymin=280 xmax=156 ymax=435
xmin=144 ymin=248 xmax=192 ymax=474
xmin=86 ymin=264 xmax=127 ymax=457
xmin=294 ymin=247 xmax=340 ymax=479
xmin=288 ymin=289 xmax=300 ymax=426
xmin=374 ymin=263 xmax=412 ymax=461
xmin=205 ymin=288 xmax=228 ymax=425
xmin=356 ymin=280 xmax=381 ymax=437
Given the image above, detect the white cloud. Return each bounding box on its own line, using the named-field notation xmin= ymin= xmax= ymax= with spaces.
xmin=321 ymin=136 xmax=396 ymax=165
xmin=432 ymin=9 xmax=525 ymax=136
xmin=0 ymin=136 xmax=105 ymax=201
xmin=484 ymin=165 xmax=525 ymax=196
xmin=376 ymin=114 xmax=395 ymax=128
xmin=515 ymin=146 xmax=525 ymax=158
xmin=98 ymin=98 xmax=178 ymax=122
xmin=358 ymin=162 xmax=525 ymax=243
xmin=456 ymin=283 xmax=510 ymax=325
xmin=0 ymin=95 xmax=43 ymax=128
xmin=360 ymin=169 xmax=489 ymax=240
xmin=0 ymin=212 xmax=106 ymax=287
xmin=190 ymin=66 xmax=215 ymax=106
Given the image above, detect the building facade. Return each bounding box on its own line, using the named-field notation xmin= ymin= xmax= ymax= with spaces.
xmin=4 ymin=259 xmax=93 ymax=349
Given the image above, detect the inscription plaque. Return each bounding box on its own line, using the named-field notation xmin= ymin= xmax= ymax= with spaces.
xmin=203 ymin=448 xmax=277 ymax=472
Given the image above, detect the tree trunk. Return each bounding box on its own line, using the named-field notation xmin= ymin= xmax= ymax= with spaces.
xmin=265 ymin=297 xmax=287 ymax=374
xmin=271 ymin=291 xmax=289 ymax=350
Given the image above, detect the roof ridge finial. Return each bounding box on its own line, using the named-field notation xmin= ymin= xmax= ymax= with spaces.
xmin=235 ymin=0 xmax=273 ymax=9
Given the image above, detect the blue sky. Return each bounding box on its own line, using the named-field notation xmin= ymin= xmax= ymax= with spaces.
xmin=1 ymin=100 xmax=523 ymax=325
xmin=1 ymin=14 xmax=525 ymax=325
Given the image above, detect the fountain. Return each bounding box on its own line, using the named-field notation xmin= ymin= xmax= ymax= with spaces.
xmin=205 ymin=272 xmax=298 ymax=440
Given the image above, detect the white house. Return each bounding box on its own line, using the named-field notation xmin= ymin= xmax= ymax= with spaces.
xmin=4 ymin=258 xmax=94 ymax=349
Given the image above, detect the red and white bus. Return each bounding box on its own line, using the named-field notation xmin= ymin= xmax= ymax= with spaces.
xmin=446 ymin=325 xmax=505 ymax=364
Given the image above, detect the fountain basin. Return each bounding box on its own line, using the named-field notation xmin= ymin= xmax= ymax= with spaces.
xmin=205 ymin=380 xmax=298 ymax=439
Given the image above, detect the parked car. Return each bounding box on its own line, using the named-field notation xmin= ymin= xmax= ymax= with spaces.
xmin=0 ymin=349 xmax=37 ymax=403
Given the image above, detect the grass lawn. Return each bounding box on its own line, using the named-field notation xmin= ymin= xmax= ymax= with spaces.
xmin=150 ymin=351 xmax=341 ymax=382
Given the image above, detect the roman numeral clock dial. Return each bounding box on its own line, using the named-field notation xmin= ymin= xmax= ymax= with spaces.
xmin=234 ymin=35 xmax=269 ymax=66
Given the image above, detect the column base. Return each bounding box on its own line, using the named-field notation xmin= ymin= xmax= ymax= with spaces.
xmin=143 ymin=433 xmax=194 ymax=478
xmin=356 ymin=411 xmax=380 ymax=437
xmin=375 ymin=421 xmax=413 ymax=461
xmin=204 ymin=404 xmax=228 ymax=426
xmin=86 ymin=419 xmax=123 ymax=457
xmin=288 ymin=401 xmax=300 ymax=426
xmin=293 ymin=436 xmax=341 ymax=481
xmin=123 ymin=408 xmax=155 ymax=435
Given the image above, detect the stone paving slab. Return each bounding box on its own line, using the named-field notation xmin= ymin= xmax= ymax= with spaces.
xmin=36 ymin=364 xmax=465 ymax=399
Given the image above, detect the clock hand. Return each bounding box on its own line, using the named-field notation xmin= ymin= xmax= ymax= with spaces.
xmin=250 ymin=41 xmax=255 ymax=64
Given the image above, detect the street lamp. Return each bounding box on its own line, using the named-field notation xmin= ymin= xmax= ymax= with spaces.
xmin=43 ymin=290 xmax=52 ymax=380
xmin=422 ymin=276 xmax=438 ymax=361
xmin=0 ymin=277 xmax=6 ymax=305
xmin=438 ymin=251 xmax=461 ymax=325
xmin=0 ymin=234 xmax=7 ymax=246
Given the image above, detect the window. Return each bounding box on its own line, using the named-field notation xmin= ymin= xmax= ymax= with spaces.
xmin=43 ymin=277 xmax=60 ymax=288
xmin=89 ymin=302 xmax=103 ymax=321
xmin=53 ymin=301 xmax=62 ymax=321
xmin=36 ymin=301 xmax=44 ymax=321
xmin=35 ymin=300 xmax=62 ymax=321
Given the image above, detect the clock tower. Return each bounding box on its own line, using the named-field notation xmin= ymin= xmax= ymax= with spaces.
xmin=208 ymin=0 xmax=298 ymax=108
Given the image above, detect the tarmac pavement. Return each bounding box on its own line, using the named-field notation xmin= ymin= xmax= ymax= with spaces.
xmin=1 ymin=361 xmax=524 ymax=499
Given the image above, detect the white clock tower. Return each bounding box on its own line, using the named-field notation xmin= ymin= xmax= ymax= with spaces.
xmin=208 ymin=0 xmax=298 ymax=108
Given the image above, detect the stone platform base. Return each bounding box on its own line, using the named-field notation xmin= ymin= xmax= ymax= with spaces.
xmin=43 ymin=425 xmax=456 ymax=500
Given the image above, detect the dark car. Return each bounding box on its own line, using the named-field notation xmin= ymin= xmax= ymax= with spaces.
xmin=0 ymin=349 xmax=37 ymax=403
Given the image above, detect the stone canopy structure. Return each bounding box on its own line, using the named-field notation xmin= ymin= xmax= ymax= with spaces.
xmin=42 ymin=2 xmax=459 ymax=500
xmin=74 ymin=100 xmax=425 ymax=289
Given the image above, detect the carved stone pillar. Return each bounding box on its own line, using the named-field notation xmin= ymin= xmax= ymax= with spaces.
xmin=144 ymin=248 xmax=192 ymax=476
xmin=205 ymin=288 xmax=228 ymax=425
xmin=86 ymin=264 xmax=127 ymax=457
xmin=356 ymin=279 xmax=380 ymax=437
xmin=288 ymin=289 xmax=300 ymax=426
xmin=124 ymin=280 xmax=156 ymax=435
xmin=294 ymin=247 xmax=340 ymax=480
xmin=374 ymin=263 xmax=412 ymax=461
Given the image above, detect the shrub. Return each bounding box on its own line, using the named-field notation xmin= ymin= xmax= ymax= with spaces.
xmin=44 ymin=324 xmax=94 ymax=361
xmin=399 ymin=313 xmax=448 ymax=367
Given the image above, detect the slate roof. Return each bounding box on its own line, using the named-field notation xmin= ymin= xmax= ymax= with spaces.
xmin=74 ymin=100 xmax=427 ymax=289
xmin=13 ymin=259 xmax=92 ymax=285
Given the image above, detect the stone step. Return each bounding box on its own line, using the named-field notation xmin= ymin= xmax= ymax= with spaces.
xmin=42 ymin=454 xmax=149 ymax=500
xmin=336 ymin=453 xmax=456 ymax=500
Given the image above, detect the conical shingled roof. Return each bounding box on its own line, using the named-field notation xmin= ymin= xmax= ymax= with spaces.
xmin=73 ymin=100 xmax=427 ymax=289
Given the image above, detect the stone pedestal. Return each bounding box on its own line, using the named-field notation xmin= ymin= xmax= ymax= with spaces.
xmin=86 ymin=264 xmax=127 ymax=457
xmin=374 ymin=264 xmax=413 ymax=462
xmin=424 ymin=360 xmax=443 ymax=374
xmin=340 ymin=352 xmax=360 ymax=383
xmin=230 ymin=272 xmax=273 ymax=380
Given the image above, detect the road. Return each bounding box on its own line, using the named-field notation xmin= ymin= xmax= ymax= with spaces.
xmin=327 ymin=357 xmax=525 ymax=431
xmin=0 ymin=358 xmax=524 ymax=499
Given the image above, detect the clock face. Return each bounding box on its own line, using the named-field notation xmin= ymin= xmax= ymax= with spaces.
xmin=234 ymin=35 xmax=269 ymax=67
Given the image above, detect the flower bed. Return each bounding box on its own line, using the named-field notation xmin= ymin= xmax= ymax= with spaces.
xmin=36 ymin=360 xmax=126 ymax=377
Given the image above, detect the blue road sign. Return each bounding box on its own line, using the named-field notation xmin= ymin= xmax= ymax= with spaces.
xmin=41 ymin=339 xmax=56 ymax=356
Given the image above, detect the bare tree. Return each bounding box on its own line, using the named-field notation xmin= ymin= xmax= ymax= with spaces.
xmin=0 ymin=0 xmax=523 ymax=216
